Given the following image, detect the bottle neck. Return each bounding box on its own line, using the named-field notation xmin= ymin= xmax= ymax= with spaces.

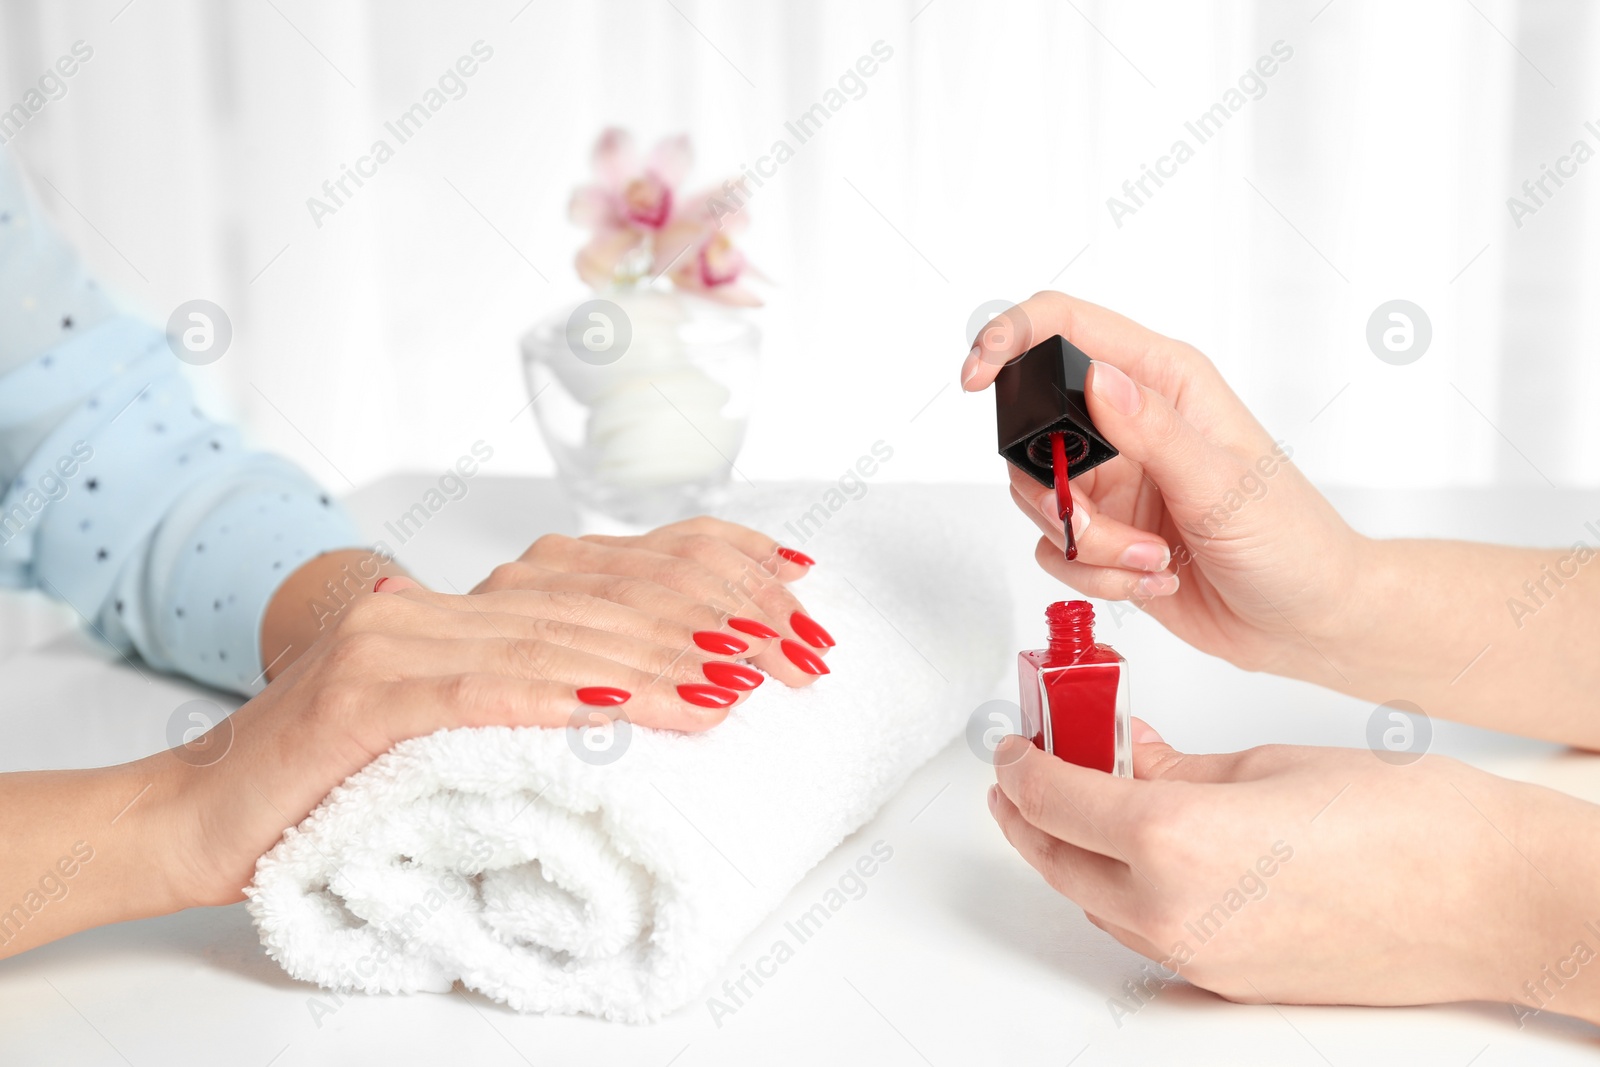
xmin=1046 ymin=600 xmax=1096 ymax=656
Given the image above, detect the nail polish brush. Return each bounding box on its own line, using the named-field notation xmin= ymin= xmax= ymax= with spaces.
xmin=993 ymin=334 xmax=1118 ymax=560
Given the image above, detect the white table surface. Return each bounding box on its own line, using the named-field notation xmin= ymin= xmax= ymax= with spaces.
xmin=3 ymin=476 xmax=1598 ymax=1066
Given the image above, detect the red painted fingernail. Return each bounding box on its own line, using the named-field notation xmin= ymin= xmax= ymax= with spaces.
xmin=781 ymin=639 xmax=830 ymax=675
xmin=702 ymin=660 xmax=764 ymax=691
xmin=693 ymin=630 xmax=749 ymax=655
xmin=678 ymin=683 xmax=739 ymax=708
xmin=576 ymin=686 xmax=631 ymax=706
xmin=776 ymin=546 xmax=816 ymax=567
xmin=789 ymin=612 xmax=835 ymax=649
xmin=727 ymin=616 xmax=780 ymax=640
xmin=373 ymin=576 xmax=393 ymax=592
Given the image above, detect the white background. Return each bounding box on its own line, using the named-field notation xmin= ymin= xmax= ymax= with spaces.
xmin=2 ymin=0 xmax=1597 ymax=496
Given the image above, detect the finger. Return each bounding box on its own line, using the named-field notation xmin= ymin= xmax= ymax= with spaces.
xmin=519 ymin=539 xmax=829 ymax=686
xmin=368 ymin=634 xmax=752 ymax=714
xmin=1084 ymin=911 xmax=1167 ymax=961
xmin=648 ymin=531 xmax=825 ymax=651
xmin=475 ymin=608 xmax=770 ymax=696
xmin=473 ymin=563 xmax=732 ymax=631
xmin=594 ymin=515 xmax=815 ymax=579
xmin=379 ymin=672 xmax=729 ymax=738
xmin=385 ymin=580 xmax=717 ymax=656
xmin=474 ymin=612 xmax=758 ymax=694
xmin=380 ymin=579 xmax=700 ymax=646
xmin=1008 ymin=476 xmax=1171 ymax=573
xmin=361 ymin=592 xmax=768 ymax=695
xmin=466 ymin=564 xmax=779 ymax=668
xmin=642 ymin=532 xmax=835 ymax=685
xmin=522 ymin=538 xmax=744 ymax=612
xmin=988 ymin=784 xmax=1143 ymax=929
xmin=993 ymin=735 xmax=1144 ymax=859
xmin=539 ymin=576 xmax=812 ymax=685
xmin=456 ymin=569 xmax=820 ymax=689
xmin=352 ymin=588 xmax=761 ymax=697
xmin=1009 ymin=480 xmax=1089 ymax=554
xmin=1032 ymin=537 xmax=1179 ymax=600
xmin=1130 ymin=718 xmax=1254 ymax=783
xmin=960 ymin=291 xmax=1173 ymax=393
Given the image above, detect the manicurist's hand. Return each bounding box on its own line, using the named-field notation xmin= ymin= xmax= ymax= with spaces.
xmin=962 ymin=291 xmax=1362 ymax=679
xmin=987 ymin=723 xmax=1600 ymax=1025
xmin=474 ymin=515 xmax=834 ymax=687
xmin=0 ymin=577 xmax=760 ymax=959
xmin=962 ymin=291 xmax=1600 ymax=749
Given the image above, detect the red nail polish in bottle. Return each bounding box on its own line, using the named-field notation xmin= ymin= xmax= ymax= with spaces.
xmin=1017 ymin=600 xmax=1130 ymax=776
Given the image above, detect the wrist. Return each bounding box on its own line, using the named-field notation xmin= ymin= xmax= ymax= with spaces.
xmin=132 ymin=743 xmax=270 ymax=910
xmin=9 ymin=760 xmax=200 ymax=954
xmin=1251 ymin=529 xmax=1383 ymax=682
xmin=1310 ymin=530 xmax=1387 ymax=654
xmin=1484 ymin=781 xmax=1600 ymax=1027
xmin=121 ymin=752 xmax=220 ymax=914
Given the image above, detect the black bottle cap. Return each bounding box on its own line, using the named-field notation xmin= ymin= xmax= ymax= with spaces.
xmin=994 ymin=334 xmax=1118 ymax=487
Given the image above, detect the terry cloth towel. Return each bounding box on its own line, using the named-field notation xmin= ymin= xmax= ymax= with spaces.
xmin=246 ymin=490 xmax=1011 ymax=1022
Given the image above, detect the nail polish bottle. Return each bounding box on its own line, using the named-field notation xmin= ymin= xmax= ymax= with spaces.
xmin=1017 ymin=600 xmax=1130 ymax=777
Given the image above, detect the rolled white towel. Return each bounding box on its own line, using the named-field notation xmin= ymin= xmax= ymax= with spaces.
xmin=245 ymin=491 xmax=1011 ymax=1022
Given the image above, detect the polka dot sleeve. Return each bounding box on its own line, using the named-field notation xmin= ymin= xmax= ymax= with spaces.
xmin=0 ymin=148 xmax=365 ymax=695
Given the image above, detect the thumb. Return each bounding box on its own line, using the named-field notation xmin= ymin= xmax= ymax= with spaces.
xmin=1086 ymin=361 xmax=1250 ymax=519
xmin=1130 ymin=718 xmax=1235 ymax=782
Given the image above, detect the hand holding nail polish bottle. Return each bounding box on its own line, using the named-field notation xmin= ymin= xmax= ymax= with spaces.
xmin=1017 ymin=600 xmax=1130 ymax=777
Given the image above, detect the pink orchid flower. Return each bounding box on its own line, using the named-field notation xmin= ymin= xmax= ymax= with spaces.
xmin=651 ymin=182 xmax=761 ymax=306
xmin=571 ymin=127 xmax=686 ymax=231
xmin=663 ymin=229 xmax=762 ymax=306
xmin=569 ymin=128 xmax=761 ymax=305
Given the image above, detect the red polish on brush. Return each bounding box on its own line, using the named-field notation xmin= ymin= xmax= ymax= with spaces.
xmin=576 ymin=686 xmax=631 ymax=706
xmin=1051 ymin=431 xmax=1076 ymax=561
xmin=693 ymin=631 xmax=750 ymax=655
xmin=678 ymin=683 xmax=740 ymax=708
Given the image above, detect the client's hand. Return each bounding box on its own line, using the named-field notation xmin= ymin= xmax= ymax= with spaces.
xmin=988 ymin=724 xmax=1600 ymax=1025
xmin=961 ymin=291 xmax=1364 ymax=678
xmin=475 ymin=515 xmax=833 ymax=687
xmin=174 ymin=580 xmax=745 ymax=907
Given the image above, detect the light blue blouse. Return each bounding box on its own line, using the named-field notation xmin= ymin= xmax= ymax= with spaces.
xmin=0 ymin=148 xmax=363 ymax=695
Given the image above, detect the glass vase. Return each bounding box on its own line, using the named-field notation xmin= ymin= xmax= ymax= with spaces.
xmin=520 ymin=286 xmax=759 ymax=529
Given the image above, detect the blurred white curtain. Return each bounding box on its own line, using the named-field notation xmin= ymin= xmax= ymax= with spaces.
xmin=0 ymin=0 xmax=1593 ymax=490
